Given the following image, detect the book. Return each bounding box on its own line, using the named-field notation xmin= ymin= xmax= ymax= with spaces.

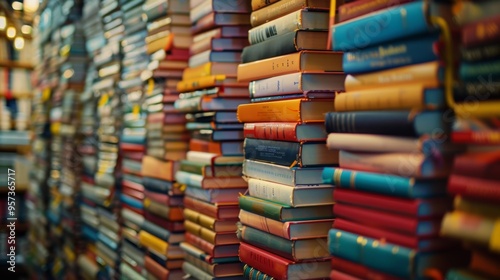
xmin=184 ymin=254 xmax=243 ymax=277
xmin=328 ymin=228 xmax=469 ymax=279
xmin=445 ymin=269 xmax=492 ymax=280
xmin=334 ymin=188 xmax=452 ymax=218
xmin=334 ymin=203 xmax=443 ymax=236
xmin=184 ymin=196 xmax=240 ymax=220
xmin=175 ymin=170 xmax=247 ymax=189
xmin=186 ymin=151 xmax=244 ymax=165
xmin=453 ymin=151 xmax=500 ymax=180
xmin=241 ymin=30 xmax=329 ymax=63
xmin=331 ymin=257 xmax=405 ymax=280
xmin=185 ymin=232 xmax=239 ymax=258
xmin=244 ymin=138 xmax=339 ymax=167
xmin=190 ymin=0 xmax=251 ymax=23
xmin=331 ymin=1 xmax=451 ymax=51
xmin=462 ymin=15 xmax=500 ymax=48
xmin=244 ymin=122 xmax=327 ymax=142
xmin=239 ymin=195 xmax=335 ymax=222
xmin=185 ymin=220 xmax=239 ymax=245
xmin=243 ymin=264 xmax=275 ymax=280
xmin=248 ymin=9 xmax=329 ymax=44
xmin=339 ymin=150 xmax=451 ymax=178
xmin=238 ymin=210 xmax=333 ymax=240
xmin=242 ymin=159 xmax=325 ymax=186
xmin=182 ymin=261 xmax=244 ymax=280
xmin=237 ymin=99 xmax=334 ymax=123
xmin=141 ymin=155 xmax=179 ymax=182
xmin=176 ymin=75 xmax=247 ymax=92
xmin=344 ymin=61 xmax=444 ymax=91
xmin=247 ymin=177 xmax=334 ymax=207
xmin=185 ymin=186 xmax=247 ymax=203
xmin=180 ymin=160 xmax=242 ymax=177
xmin=192 ymin=13 xmax=251 ymax=35
xmin=188 ymin=50 xmax=243 ymax=68
xmin=448 ymin=174 xmax=500 ymax=203
xmin=138 ymin=230 xmax=185 ymax=258
xmin=182 ymin=62 xmax=240 ymax=80
xmin=337 ymin=0 xmax=415 ymax=22
xmin=441 ymin=211 xmax=500 ymax=253
xmin=237 ymin=225 xmax=330 ymax=261
xmin=183 ymin=208 xmax=238 ymax=232
xmin=322 ymin=167 xmax=448 ymax=198
xmin=237 ymin=50 xmax=343 ymax=83
xmin=250 ymin=0 xmax=330 ymax=27
xmin=460 ymin=59 xmax=500 ymax=82
xmin=342 ymin=33 xmax=441 ymax=74
xmin=189 ymin=139 xmax=243 ymax=156
xmin=325 ymin=110 xmax=450 ymax=137
xmin=335 ymin=85 xmax=445 ymax=111
xmin=248 ymin=72 xmax=345 ymax=98
xmin=174 ymin=96 xmax=249 ymax=112
xmin=454 ymin=196 xmax=500 ymax=219
xmin=239 ymin=242 xmax=332 ymax=279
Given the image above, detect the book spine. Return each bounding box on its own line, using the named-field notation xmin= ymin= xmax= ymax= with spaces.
xmin=440 ymin=212 xmax=498 ymax=250
xmin=142 ymin=220 xmax=172 ymax=242
xmin=344 ymin=61 xmax=442 ymax=91
xmin=238 ymin=242 xmax=289 ymax=278
xmin=190 ymin=0 xmax=214 ymax=23
xmin=461 ymin=44 xmax=500 ymax=63
xmin=460 ymin=60 xmax=500 ymax=81
xmin=462 ymin=15 xmax=500 ymax=47
xmin=240 ymin=226 xmax=294 ymax=259
xmin=250 ymin=0 xmax=328 ymax=27
xmin=244 ymin=264 xmax=276 ymax=280
xmin=331 ymin=257 xmax=402 ymax=280
xmin=335 ymin=85 xmax=444 ymax=111
xmin=144 ymin=256 xmax=169 ymax=280
xmin=343 ymin=34 xmax=440 ymax=74
xmin=332 ymin=1 xmax=430 ymax=51
xmin=241 ymin=31 xmax=298 ymax=63
xmin=338 ymin=0 xmax=414 ymax=22
xmin=239 ymin=210 xmax=290 ymax=239
xmin=244 ymin=138 xmax=300 ymax=167
xmin=249 ymin=72 xmax=303 ymax=98
xmin=453 ymin=152 xmax=500 ymax=180
xmin=237 ymin=98 xmax=302 ymax=123
xmin=138 ymin=230 xmax=168 ymax=255
xmin=176 ymin=75 xmax=225 ymax=92
xmin=182 ymin=62 xmax=212 ymax=80
xmin=248 ymin=178 xmax=295 ymax=206
xmin=185 ymin=232 xmax=215 ymax=256
xmin=185 ymin=220 xmax=217 ymax=245
xmin=175 ymin=170 xmax=204 ymax=188
xmin=243 ymin=123 xmax=298 ymax=141
xmin=248 ymin=10 xmax=306 ymax=44
xmin=326 ymin=133 xmax=421 ymax=154
xmin=184 ymin=197 xmax=219 ymax=219
xmin=251 ymin=0 xmax=279 ymax=11
xmin=242 ymin=159 xmax=296 ymax=186
xmin=448 ymin=174 xmax=500 ymax=202
xmin=237 ymin=52 xmax=304 ymax=83
xmin=328 ymin=228 xmax=414 ymax=278
xmin=239 ymin=195 xmax=283 ymax=221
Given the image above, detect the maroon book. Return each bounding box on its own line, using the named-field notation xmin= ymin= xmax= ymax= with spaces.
xmin=331 ymin=257 xmax=402 ymax=280
xmin=453 ymin=151 xmax=500 ymax=180
xmin=448 ymin=174 xmax=500 ymax=202
xmin=463 ymin=14 xmax=500 ymax=47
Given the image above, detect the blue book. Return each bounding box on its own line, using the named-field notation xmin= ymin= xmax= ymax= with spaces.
xmin=82 ymin=225 xmax=98 ymax=242
xmin=325 ymin=110 xmax=450 ymax=137
xmin=328 ymin=229 xmax=470 ymax=279
xmin=343 ymin=33 xmax=440 ymax=74
xmin=460 ymin=59 xmax=500 ymax=81
xmin=120 ymin=193 xmax=143 ymax=210
xmin=142 ymin=176 xmax=174 ymax=194
xmin=322 ymin=167 xmax=447 ymax=198
xmin=331 ymin=0 xmax=448 ymax=51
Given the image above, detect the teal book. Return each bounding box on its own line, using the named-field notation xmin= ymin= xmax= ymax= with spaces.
xmin=445 ymin=269 xmax=491 ymax=280
xmin=328 ymin=229 xmax=470 ymax=279
xmin=243 ymin=264 xmax=275 ymax=280
xmin=322 ymin=167 xmax=447 ymax=198
xmin=460 ymin=59 xmax=500 ymax=81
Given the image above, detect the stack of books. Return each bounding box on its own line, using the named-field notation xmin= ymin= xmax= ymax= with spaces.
xmin=324 ymin=1 xmax=471 ymax=279
xmin=440 ymin=3 xmax=500 ymax=279
xmin=234 ymin=1 xmax=341 ymax=278
xmin=125 ymin=1 xmax=192 ymax=279
xmin=173 ymin=0 xmax=252 ymax=278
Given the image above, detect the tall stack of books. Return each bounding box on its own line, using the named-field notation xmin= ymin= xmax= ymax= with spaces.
xmin=173 ymin=0 xmax=252 ymax=278
xmin=323 ymin=1 xmax=471 ymax=279
xmin=234 ymin=1 xmax=342 ymax=278
xmin=125 ymin=0 xmax=193 ymax=279
xmin=440 ymin=3 xmax=500 ymax=279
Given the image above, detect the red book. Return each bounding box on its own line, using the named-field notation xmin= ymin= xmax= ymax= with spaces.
xmin=330 ymin=270 xmax=361 ymax=280
xmin=185 ymin=232 xmax=239 ymax=258
xmin=453 ymin=151 xmax=500 ymax=180
xmin=448 ymin=174 xmax=500 ymax=202
xmin=338 ymin=0 xmax=416 ymax=22
xmin=238 ymin=242 xmax=331 ymax=280
xmin=333 ymin=188 xmax=452 ymax=218
xmin=122 ymin=151 xmax=144 ymax=161
xmin=331 ymin=257 xmax=402 ymax=280
xmin=333 ymin=203 xmax=442 ymax=237
xmin=333 ymin=218 xmax=457 ymax=251
xmin=463 ymin=15 xmax=500 ymax=47
xmin=122 ymin=185 xmax=145 ymax=201
xmin=166 ymin=47 xmax=190 ymax=61
xmin=122 ymin=178 xmax=144 ymax=193
xmin=144 ymin=190 xmax=183 ymax=206
xmin=183 ymin=196 xmax=240 ymax=220
xmin=243 ymin=122 xmax=327 ymax=142
xmin=452 ymin=131 xmax=500 ymax=145
xmin=122 ymin=204 xmax=144 ymax=216
xmin=120 ymin=143 xmax=145 ymax=152
xmin=144 ymin=256 xmax=183 ymax=280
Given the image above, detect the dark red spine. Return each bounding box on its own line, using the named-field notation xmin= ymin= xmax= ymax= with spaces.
xmin=463 ymin=15 xmax=500 ymax=47
xmin=239 ymin=242 xmax=290 ymax=280
xmin=243 ymin=123 xmax=298 ymax=141
xmin=331 ymin=257 xmax=402 ymax=280
xmin=448 ymin=174 xmax=500 ymax=202
xmin=453 ymin=151 xmax=500 ymax=180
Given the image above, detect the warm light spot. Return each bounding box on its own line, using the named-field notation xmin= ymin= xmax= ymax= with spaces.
xmin=6 ymin=26 xmax=16 ymax=38
xmin=21 ymin=25 xmax=32 ymax=34
xmin=14 ymin=37 xmax=25 ymax=49
xmin=12 ymin=1 xmax=24 ymax=10
xmin=0 ymin=16 xmax=6 ymax=30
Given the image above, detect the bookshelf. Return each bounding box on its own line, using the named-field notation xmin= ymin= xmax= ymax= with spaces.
xmin=0 ymin=60 xmax=34 ymax=70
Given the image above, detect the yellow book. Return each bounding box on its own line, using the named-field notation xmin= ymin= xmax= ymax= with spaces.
xmin=139 ymin=230 xmax=168 ymax=255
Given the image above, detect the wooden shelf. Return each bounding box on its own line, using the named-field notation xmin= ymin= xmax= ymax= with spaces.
xmin=0 ymin=60 xmax=34 ymax=70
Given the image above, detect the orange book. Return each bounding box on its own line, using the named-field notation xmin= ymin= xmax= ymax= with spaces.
xmin=236 ymin=51 xmax=343 ymax=83
xmin=182 ymin=62 xmax=239 ymax=80
xmin=146 ymin=32 xmax=174 ymax=54
xmin=144 ymin=198 xmax=184 ymax=221
xmin=176 ymin=75 xmax=247 ymax=92
xmin=184 ymin=220 xmax=240 ymax=245
xmin=141 ymin=155 xmax=179 ymax=182
xmin=344 ymin=61 xmax=442 ymax=92
xmin=237 ymin=98 xmax=334 ymax=123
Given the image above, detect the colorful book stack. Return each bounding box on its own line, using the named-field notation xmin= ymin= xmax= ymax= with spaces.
xmin=125 ymin=0 xmax=192 ymax=279
xmin=440 ymin=3 xmax=500 ymax=279
xmin=173 ymin=0 xmax=252 ymax=278
xmin=324 ymin=1 xmax=471 ymax=279
xmin=235 ymin=0 xmax=344 ymax=278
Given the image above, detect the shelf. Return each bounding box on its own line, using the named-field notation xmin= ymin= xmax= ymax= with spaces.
xmin=0 ymin=60 xmax=34 ymax=70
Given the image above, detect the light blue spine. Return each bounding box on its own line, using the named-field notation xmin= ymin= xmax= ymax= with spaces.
xmin=342 ymin=34 xmax=440 ymax=74
xmin=322 ymin=167 xmax=447 ymax=198
xmin=332 ymin=1 xmax=431 ymax=51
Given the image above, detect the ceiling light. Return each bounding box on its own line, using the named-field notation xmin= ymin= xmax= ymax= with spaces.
xmin=12 ymin=1 xmax=24 ymax=11
xmin=23 ymin=0 xmax=39 ymax=13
